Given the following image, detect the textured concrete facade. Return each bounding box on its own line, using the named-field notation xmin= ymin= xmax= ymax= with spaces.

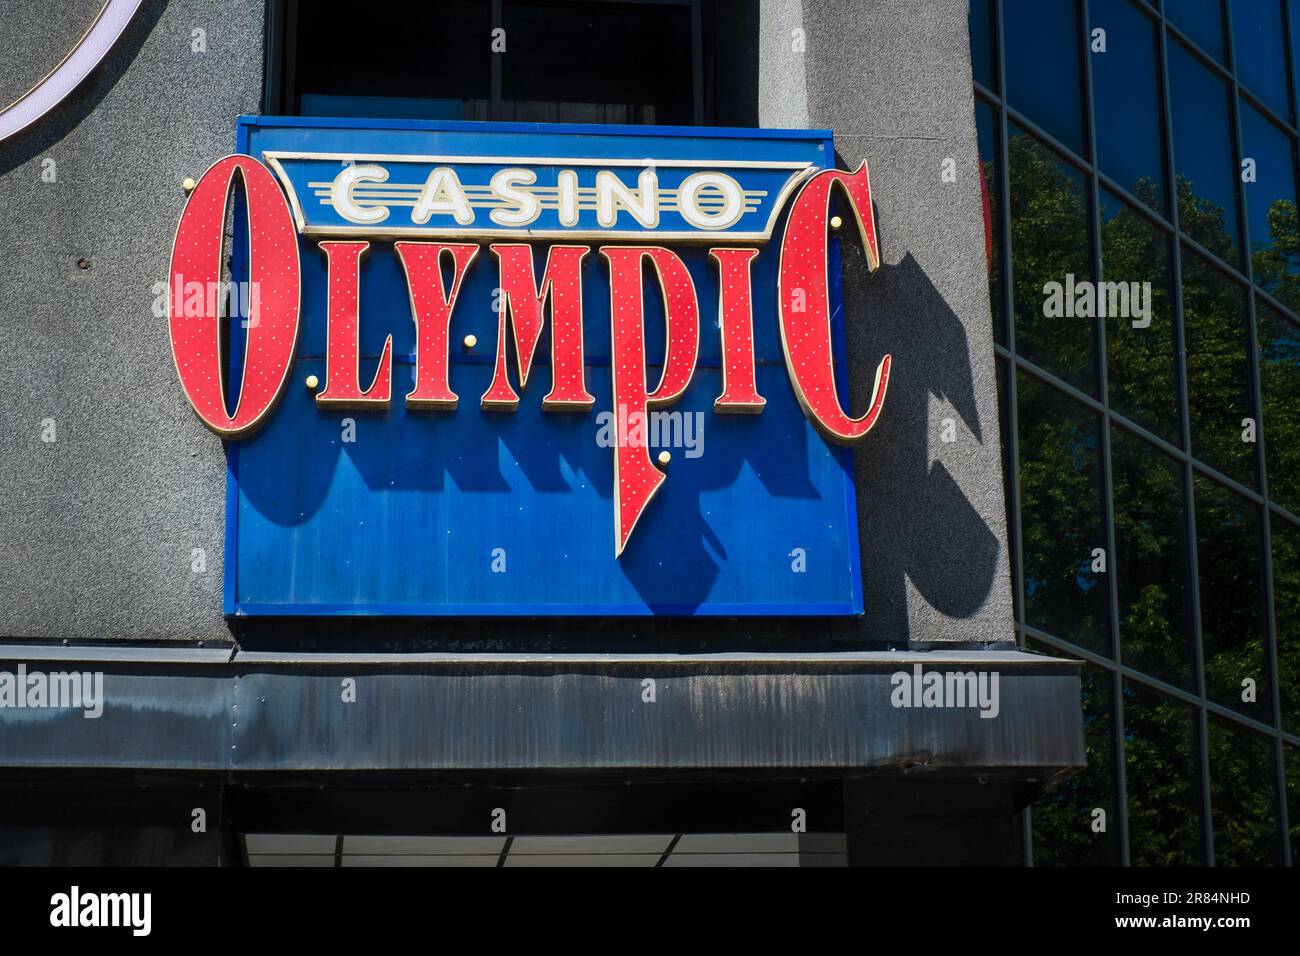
xmin=762 ymin=1 xmax=1014 ymax=645
xmin=0 ymin=0 xmax=262 ymax=642
xmin=0 ymin=1 xmax=1009 ymax=646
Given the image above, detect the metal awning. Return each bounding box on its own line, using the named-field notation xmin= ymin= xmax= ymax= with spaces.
xmin=0 ymin=645 xmax=1083 ymax=776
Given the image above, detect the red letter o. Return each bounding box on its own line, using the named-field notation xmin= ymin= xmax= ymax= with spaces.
xmin=168 ymin=154 xmax=301 ymax=437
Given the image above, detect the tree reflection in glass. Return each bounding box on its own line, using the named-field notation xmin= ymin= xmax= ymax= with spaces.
xmin=1195 ymin=475 xmax=1270 ymax=720
xmin=1271 ymin=520 xmax=1300 ymax=736
xmin=1257 ymin=301 xmax=1300 ymax=515
xmin=1027 ymin=639 xmax=1121 ymax=865
xmin=1123 ymin=680 xmax=1205 ymax=865
xmin=1100 ymin=191 xmax=1179 ymax=443
xmin=1008 ymin=129 xmax=1096 ymax=393
xmin=1111 ymin=427 xmax=1194 ymax=689
xmin=1182 ymin=250 xmax=1258 ymax=488
xmin=1208 ymin=718 xmax=1283 ymax=865
xmin=1018 ymin=374 xmax=1110 ymax=653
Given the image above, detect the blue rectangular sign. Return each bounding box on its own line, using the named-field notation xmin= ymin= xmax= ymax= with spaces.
xmin=228 ymin=116 xmax=863 ymax=616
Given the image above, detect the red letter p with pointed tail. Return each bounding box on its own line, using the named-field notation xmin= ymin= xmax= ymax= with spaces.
xmin=601 ymin=246 xmax=700 ymax=558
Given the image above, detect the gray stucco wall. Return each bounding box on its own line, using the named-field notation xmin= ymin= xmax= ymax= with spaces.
xmin=762 ymin=1 xmax=1014 ymax=645
xmin=0 ymin=0 xmax=1009 ymax=646
xmin=0 ymin=0 xmax=107 ymax=109
xmin=0 ymin=0 xmax=262 ymax=642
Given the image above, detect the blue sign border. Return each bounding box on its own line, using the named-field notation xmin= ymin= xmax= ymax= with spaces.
xmin=224 ymin=115 xmax=864 ymax=618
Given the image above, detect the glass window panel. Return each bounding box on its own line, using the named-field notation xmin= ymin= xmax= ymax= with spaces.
xmin=1018 ymin=375 xmax=1111 ymax=652
xmin=1100 ymin=190 xmax=1180 ymax=442
xmin=1292 ymin=0 xmax=1300 ymax=123
xmin=1273 ymin=519 xmax=1300 ymax=735
xmin=1122 ymin=680 xmax=1205 ymax=865
xmin=998 ymin=358 xmax=1019 ymax=622
xmin=1181 ymin=248 xmax=1259 ymax=487
xmin=977 ymin=99 xmax=1006 ymax=345
xmin=500 ymin=1 xmax=693 ymax=125
xmin=1090 ymin=0 xmax=1166 ymax=213
xmin=1169 ymin=41 xmax=1242 ymax=265
xmin=1194 ymin=475 xmax=1271 ymax=719
xmin=1008 ymin=127 xmax=1098 ymax=393
xmin=294 ymin=1 xmax=491 ymax=118
xmin=1240 ymin=102 xmax=1300 ymax=294
xmin=1208 ymin=718 xmax=1283 ymax=864
xmin=1232 ymin=0 xmax=1291 ymax=120
xmin=1286 ymin=744 xmax=1300 ymax=862
xmin=1111 ymin=427 xmax=1195 ymax=688
xmin=1026 ymin=641 xmax=1121 ymax=865
xmin=1168 ymin=0 xmax=1226 ymax=63
xmin=970 ymin=0 xmax=996 ymax=92
xmin=1257 ymin=300 xmax=1300 ymax=513
xmin=1003 ymin=0 xmax=1084 ymax=154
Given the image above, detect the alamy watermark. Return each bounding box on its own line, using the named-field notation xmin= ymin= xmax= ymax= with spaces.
xmin=595 ymin=404 xmax=705 ymax=458
xmin=889 ymin=664 xmax=1000 ymax=719
xmin=152 ymin=277 xmax=260 ymax=325
xmin=1042 ymin=273 xmax=1151 ymax=328
xmin=50 ymin=886 xmax=150 ymax=936
xmin=0 ymin=664 xmax=104 ymax=718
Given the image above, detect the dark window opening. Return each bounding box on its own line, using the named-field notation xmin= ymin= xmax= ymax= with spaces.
xmin=264 ymin=0 xmax=749 ymax=126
